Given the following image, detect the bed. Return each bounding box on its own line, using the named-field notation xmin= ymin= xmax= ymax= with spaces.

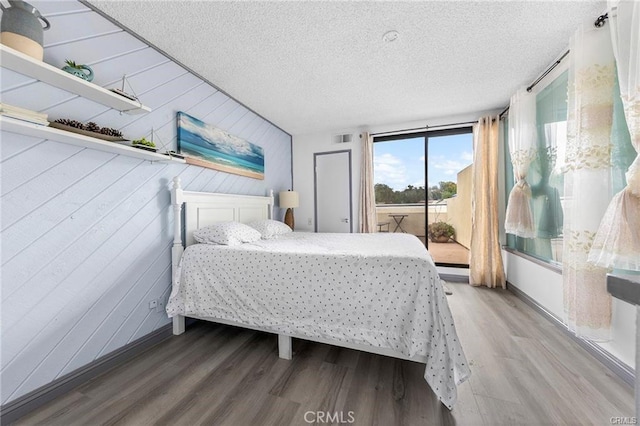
xmin=167 ymin=177 xmax=470 ymax=409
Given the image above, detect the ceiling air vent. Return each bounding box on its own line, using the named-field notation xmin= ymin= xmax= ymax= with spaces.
xmin=334 ymin=133 xmax=353 ymax=144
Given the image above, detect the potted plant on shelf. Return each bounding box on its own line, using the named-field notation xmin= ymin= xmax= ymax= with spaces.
xmin=132 ymin=137 xmax=157 ymax=152
xmin=61 ymin=59 xmax=94 ymax=82
xmin=428 ymin=221 xmax=455 ymax=243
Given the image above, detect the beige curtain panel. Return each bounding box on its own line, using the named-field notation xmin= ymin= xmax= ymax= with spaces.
xmin=588 ymin=0 xmax=640 ymax=271
xmin=359 ymin=132 xmax=377 ymax=233
xmin=564 ymin=22 xmax=615 ymax=341
xmin=505 ymin=88 xmax=538 ymax=238
xmin=470 ymin=116 xmax=506 ymax=288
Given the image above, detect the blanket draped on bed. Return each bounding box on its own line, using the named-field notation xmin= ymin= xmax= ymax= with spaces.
xmin=167 ymin=232 xmax=471 ymax=408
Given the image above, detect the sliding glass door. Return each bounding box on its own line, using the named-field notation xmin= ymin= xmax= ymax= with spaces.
xmin=373 ymin=135 xmax=427 ymax=241
xmin=425 ymin=128 xmax=473 ymax=266
xmin=373 ymin=127 xmax=473 ymax=267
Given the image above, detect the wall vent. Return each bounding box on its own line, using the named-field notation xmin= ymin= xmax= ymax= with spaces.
xmin=334 ymin=133 xmax=353 ymax=144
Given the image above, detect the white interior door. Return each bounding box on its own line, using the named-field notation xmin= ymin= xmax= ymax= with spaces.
xmin=315 ymin=150 xmax=352 ymax=233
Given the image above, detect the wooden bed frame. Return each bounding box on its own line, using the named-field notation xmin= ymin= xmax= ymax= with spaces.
xmin=170 ymin=176 xmax=427 ymax=363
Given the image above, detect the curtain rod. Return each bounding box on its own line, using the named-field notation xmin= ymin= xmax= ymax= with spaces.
xmin=526 ymin=50 xmax=570 ymax=93
xmin=368 ymin=120 xmax=477 ymax=137
xmin=501 ymin=11 xmax=607 ymax=120
xmin=500 ymin=49 xmax=570 ymax=120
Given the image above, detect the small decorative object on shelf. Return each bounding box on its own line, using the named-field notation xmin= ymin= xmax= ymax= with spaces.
xmin=110 ymin=75 xmax=140 ymax=102
xmin=132 ymin=137 xmax=157 ymax=152
xmin=138 ymin=128 xmax=175 ymax=154
xmin=85 ymin=121 xmax=100 ymax=133
xmin=54 ymin=118 xmax=85 ymax=130
xmin=0 ymin=0 xmax=50 ymax=61
xmin=99 ymin=126 xmax=122 ymax=138
xmin=0 ymin=102 xmax=48 ymax=125
xmin=110 ymin=88 xmax=138 ymax=102
xmin=164 ymin=150 xmax=185 ymax=159
xmin=61 ymin=59 xmax=94 ymax=82
xmin=50 ymin=118 xmax=125 ymax=142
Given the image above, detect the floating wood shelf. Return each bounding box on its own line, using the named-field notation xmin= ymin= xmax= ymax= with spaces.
xmin=1 ymin=116 xmax=184 ymax=163
xmin=0 ymin=44 xmax=151 ymax=115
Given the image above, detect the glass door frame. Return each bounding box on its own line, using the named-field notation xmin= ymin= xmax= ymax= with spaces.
xmin=374 ymin=126 xmax=473 ymax=268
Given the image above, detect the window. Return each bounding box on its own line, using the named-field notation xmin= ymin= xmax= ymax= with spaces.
xmin=504 ymin=70 xmax=634 ymax=266
xmin=505 ymin=70 xmax=568 ymax=266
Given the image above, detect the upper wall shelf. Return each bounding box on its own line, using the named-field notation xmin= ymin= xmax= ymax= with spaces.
xmin=1 ymin=116 xmax=184 ymax=164
xmin=0 ymin=45 xmax=152 ymax=115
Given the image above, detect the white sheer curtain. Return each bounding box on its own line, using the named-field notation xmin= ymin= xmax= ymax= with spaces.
xmin=359 ymin=132 xmax=377 ymax=233
xmin=546 ymin=121 xmax=568 ymax=182
xmin=588 ymin=0 xmax=640 ymax=270
xmin=564 ymin=23 xmax=616 ymax=341
xmin=505 ymin=88 xmax=538 ymax=238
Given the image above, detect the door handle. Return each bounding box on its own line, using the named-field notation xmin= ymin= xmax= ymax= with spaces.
xmin=341 ymin=218 xmax=349 ymax=223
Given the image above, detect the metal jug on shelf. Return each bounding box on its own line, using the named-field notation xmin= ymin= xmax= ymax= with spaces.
xmin=0 ymin=0 xmax=51 ymax=60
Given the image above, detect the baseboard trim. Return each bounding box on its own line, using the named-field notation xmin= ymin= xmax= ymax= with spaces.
xmin=507 ymin=283 xmax=635 ymax=388
xmin=0 ymin=323 xmax=174 ymax=424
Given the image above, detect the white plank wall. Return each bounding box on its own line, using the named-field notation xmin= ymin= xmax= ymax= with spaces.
xmin=0 ymin=1 xmax=292 ymax=404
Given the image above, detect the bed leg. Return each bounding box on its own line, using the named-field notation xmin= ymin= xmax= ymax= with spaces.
xmin=173 ymin=315 xmax=185 ymax=335
xmin=278 ymin=334 xmax=292 ymax=360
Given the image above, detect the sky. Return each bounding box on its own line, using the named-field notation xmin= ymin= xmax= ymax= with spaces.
xmin=373 ymin=133 xmax=474 ymax=191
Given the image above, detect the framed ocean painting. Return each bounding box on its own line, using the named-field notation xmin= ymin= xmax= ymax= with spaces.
xmin=177 ymin=112 xmax=265 ymax=180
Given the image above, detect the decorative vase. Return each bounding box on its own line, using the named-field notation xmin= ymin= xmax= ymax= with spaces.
xmin=0 ymin=0 xmax=50 ymax=61
xmin=61 ymin=63 xmax=94 ymax=82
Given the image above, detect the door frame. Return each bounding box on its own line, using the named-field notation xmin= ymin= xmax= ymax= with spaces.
xmin=313 ymin=149 xmax=353 ymax=233
xmin=374 ymin=127 xmax=473 ymax=268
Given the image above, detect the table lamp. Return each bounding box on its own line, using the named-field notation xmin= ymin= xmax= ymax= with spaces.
xmin=279 ymin=190 xmax=299 ymax=230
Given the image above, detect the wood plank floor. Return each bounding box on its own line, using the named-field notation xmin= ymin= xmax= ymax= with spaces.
xmin=15 ymin=282 xmax=634 ymax=425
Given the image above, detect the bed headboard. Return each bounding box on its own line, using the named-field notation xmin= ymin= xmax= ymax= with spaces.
xmin=170 ymin=176 xmax=274 ymax=271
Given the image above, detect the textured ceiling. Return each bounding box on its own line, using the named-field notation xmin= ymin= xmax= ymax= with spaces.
xmin=89 ymin=1 xmax=605 ymax=135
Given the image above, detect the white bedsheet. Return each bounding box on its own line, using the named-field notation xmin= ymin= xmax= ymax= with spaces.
xmin=167 ymin=232 xmax=470 ymax=408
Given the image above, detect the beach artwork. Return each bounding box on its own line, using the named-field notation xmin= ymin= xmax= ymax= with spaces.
xmin=177 ymin=112 xmax=265 ymax=180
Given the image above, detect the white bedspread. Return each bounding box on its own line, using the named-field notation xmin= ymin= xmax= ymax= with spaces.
xmin=167 ymin=232 xmax=470 ymax=408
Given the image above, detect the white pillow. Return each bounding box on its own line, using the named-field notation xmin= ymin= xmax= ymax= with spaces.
xmin=247 ymin=219 xmax=292 ymax=239
xmin=193 ymin=221 xmax=261 ymax=245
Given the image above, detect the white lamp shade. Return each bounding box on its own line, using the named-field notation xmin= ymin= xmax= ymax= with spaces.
xmin=279 ymin=191 xmax=299 ymax=209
